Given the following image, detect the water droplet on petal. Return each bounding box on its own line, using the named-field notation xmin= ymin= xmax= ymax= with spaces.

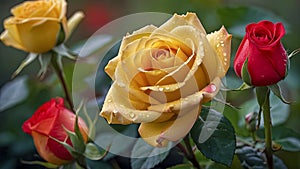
xmin=107 ymin=99 xmax=112 ymax=103
xmin=118 ymin=82 xmax=126 ymax=88
xmin=129 ymin=113 xmax=135 ymax=118
xmin=159 ymin=87 xmax=164 ymax=91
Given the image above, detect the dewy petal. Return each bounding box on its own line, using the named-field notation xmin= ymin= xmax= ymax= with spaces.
xmin=206 ymin=26 xmax=232 ymax=77
xmin=138 ymin=78 xmax=221 ymax=147
xmin=105 ymin=56 xmax=120 ymax=81
xmin=159 ymin=12 xmax=206 ymax=36
xmin=100 ymin=83 xmax=175 ymax=124
xmin=139 ymin=106 xmax=200 ymax=147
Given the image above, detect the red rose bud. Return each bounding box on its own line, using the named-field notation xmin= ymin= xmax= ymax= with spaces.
xmin=22 ymin=97 xmax=89 ymax=165
xmin=234 ymin=20 xmax=288 ymax=86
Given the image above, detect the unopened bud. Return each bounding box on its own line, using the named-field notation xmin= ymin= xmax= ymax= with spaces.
xmin=245 ymin=112 xmax=258 ymax=132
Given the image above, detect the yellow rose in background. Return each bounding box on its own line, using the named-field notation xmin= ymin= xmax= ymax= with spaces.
xmin=0 ymin=0 xmax=67 ymax=53
xmin=100 ymin=13 xmax=232 ymax=147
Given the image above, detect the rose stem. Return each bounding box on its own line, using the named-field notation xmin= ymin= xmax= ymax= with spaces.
xmin=183 ymin=135 xmax=202 ymax=169
xmin=51 ymin=55 xmax=74 ymax=110
xmin=262 ymin=90 xmax=273 ymax=169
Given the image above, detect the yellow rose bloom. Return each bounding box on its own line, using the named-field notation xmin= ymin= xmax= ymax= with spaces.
xmin=100 ymin=12 xmax=232 ymax=147
xmin=0 ymin=0 xmax=67 ymax=53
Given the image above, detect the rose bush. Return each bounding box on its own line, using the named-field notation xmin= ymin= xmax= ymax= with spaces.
xmin=234 ymin=20 xmax=287 ymax=86
xmin=100 ymin=12 xmax=231 ymax=147
xmin=0 ymin=0 xmax=68 ymax=53
xmin=22 ymin=97 xmax=89 ymax=165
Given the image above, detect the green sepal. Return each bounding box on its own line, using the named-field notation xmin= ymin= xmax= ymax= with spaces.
xmin=288 ymin=48 xmax=300 ymax=59
xmin=63 ymin=125 xmax=85 ymax=155
xmin=285 ymin=54 xmax=290 ymax=77
xmin=56 ymin=23 xmax=66 ymax=46
xmin=21 ymin=160 xmax=58 ymax=168
xmin=12 ymin=53 xmax=38 ymax=79
xmin=241 ymin=58 xmax=252 ymax=86
xmin=82 ymin=105 xmax=98 ymax=140
xmin=255 ymin=86 xmax=269 ymax=107
xmin=268 ymin=84 xmax=291 ymax=104
xmin=83 ymin=142 xmax=109 ymax=160
xmin=37 ymin=53 xmax=52 ymax=79
xmin=53 ymin=44 xmax=77 ymax=60
xmin=232 ymin=82 xmax=253 ymax=91
xmin=49 ymin=135 xmax=80 ymax=158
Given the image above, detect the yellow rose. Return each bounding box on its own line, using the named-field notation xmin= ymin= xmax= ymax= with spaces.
xmin=0 ymin=0 xmax=67 ymax=53
xmin=100 ymin=13 xmax=232 ymax=147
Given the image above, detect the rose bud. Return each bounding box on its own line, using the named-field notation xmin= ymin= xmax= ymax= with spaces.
xmin=234 ymin=20 xmax=288 ymax=86
xmin=0 ymin=0 xmax=68 ymax=53
xmin=245 ymin=112 xmax=258 ymax=132
xmin=100 ymin=12 xmax=231 ymax=147
xmin=22 ymin=97 xmax=89 ymax=165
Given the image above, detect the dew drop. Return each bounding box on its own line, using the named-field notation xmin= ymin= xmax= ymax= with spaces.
xmin=118 ymin=82 xmax=126 ymax=88
xmin=107 ymin=99 xmax=112 ymax=103
xmin=223 ymin=53 xmax=227 ymax=57
xmin=221 ymin=44 xmax=225 ymax=47
xmin=158 ymin=87 xmax=164 ymax=92
xmin=146 ymin=114 xmax=150 ymax=118
xmin=129 ymin=113 xmax=135 ymax=118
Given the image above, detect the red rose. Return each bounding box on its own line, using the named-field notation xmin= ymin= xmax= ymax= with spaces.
xmin=234 ymin=20 xmax=288 ymax=86
xmin=22 ymin=97 xmax=89 ymax=165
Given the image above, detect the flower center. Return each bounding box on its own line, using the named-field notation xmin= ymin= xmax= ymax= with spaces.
xmin=152 ymin=49 xmax=171 ymax=60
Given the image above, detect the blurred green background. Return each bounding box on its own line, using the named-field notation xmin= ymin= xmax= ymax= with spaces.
xmin=0 ymin=0 xmax=299 ymax=168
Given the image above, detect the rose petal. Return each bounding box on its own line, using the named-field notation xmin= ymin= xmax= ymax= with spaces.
xmin=100 ymin=83 xmax=175 ymax=124
xmin=159 ymin=13 xmax=206 ymax=36
xmin=32 ymin=131 xmax=69 ymax=165
xmin=138 ymin=105 xmax=200 ymax=147
xmin=0 ymin=29 xmax=27 ymax=52
xmin=207 ymin=26 xmax=232 ymax=77
xmin=138 ymin=78 xmax=221 ymax=147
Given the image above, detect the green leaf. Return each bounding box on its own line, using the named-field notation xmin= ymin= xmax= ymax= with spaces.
xmin=86 ymin=159 xmax=113 ymax=169
xmin=83 ymin=142 xmax=108 ymax=160
xmin=190 ymin=108 xmax=236 ymax=167
xmin=130 ymin=139 xmax=172 ymax=169
xmin=0 ymin=76 xmax=29 ymax=112
xmin=94 ymin=123 xmax=138 ymax=160
xmin=218 ymin=6 xmax=289 ymax=37
xmin=167 ymin=164 xmax=196 ymax=169
xmin=268 ymin=84 xmax=291 ymax=104
xmin=12 ymin=53 xmax=38 ymax=78
xmin=262 ymin=126 xmax=300 ymax=152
